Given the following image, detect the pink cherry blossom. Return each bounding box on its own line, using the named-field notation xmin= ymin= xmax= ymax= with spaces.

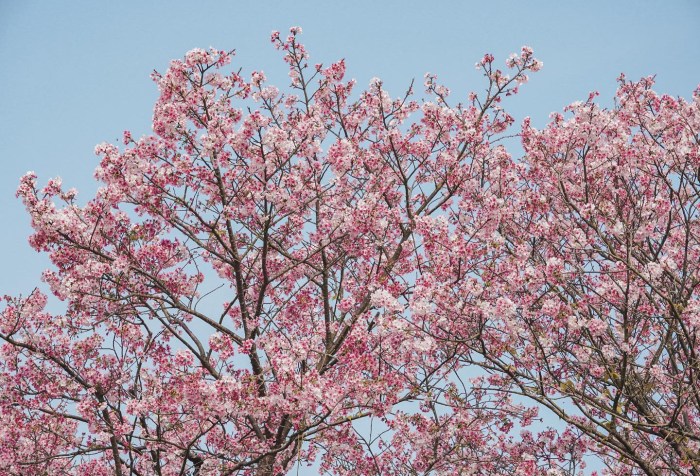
xmin=2 ymin=28 xmax=698 ymax=476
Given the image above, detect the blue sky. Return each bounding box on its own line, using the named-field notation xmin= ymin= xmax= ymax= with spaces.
xmin=1 ymin=1 xmax=698 ymax=296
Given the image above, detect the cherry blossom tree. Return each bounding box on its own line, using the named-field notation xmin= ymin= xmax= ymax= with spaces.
xmin=420 ymin=78 xmax=700 ymax=474
xmin=0 ymin=27 xmax=697 ymax=476
xmin=507 ymin=78 xmax=700 ymax=474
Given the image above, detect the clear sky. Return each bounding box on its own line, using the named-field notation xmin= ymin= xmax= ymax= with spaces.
xmin=1 ymin=1 xmax=699 ymax=297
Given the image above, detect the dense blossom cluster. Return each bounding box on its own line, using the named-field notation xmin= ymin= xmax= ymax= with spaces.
xmin=1 ymin=28 xmax=698 ymax=475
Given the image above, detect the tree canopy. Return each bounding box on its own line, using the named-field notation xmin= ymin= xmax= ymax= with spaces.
xmin=1 ymin=28 xmax=698 ymax=475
